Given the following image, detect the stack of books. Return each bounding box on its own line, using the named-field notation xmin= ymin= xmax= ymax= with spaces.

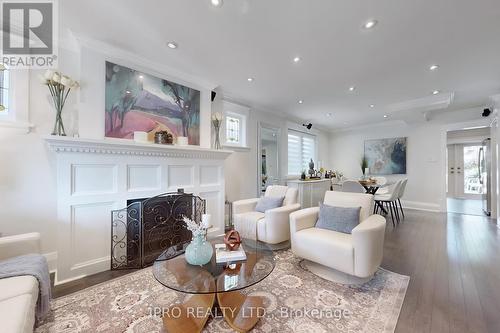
xmin=215 ymin=244 xmax=247 ymax=263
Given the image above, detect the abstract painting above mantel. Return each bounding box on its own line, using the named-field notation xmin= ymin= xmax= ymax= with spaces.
xmin=105 ymin=61 xmax=200 ymax=145
xmin=364 ymin=137 xmax=407 ymax=175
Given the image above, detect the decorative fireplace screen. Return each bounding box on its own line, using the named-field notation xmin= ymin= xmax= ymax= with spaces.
xmin=111 ymin=191 xmax=206 ymax=270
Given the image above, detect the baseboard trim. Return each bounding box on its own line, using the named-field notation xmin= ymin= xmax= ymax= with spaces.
xmin=43 ymin=251 xmax=58 ymax=272
xmin=401 ymin=200 xmax=441 ymax=212
xmin=55 ymin=273 xmax=87 ymax=286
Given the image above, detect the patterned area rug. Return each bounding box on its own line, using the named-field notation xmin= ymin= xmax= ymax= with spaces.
xmin=36 ymin=251 xmax=409 ymax=333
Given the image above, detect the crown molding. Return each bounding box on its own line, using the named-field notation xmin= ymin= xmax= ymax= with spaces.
xmin=44 ymin=136 xmax=233 ymax=160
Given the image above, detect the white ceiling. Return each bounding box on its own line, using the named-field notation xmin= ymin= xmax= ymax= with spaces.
xmin=62 ymin=0 xmax=500 ymax=130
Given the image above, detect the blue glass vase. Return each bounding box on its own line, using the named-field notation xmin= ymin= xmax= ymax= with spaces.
xmin=185 ymin=233 xmax=213 ymax=266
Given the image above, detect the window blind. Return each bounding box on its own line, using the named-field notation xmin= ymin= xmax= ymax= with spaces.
xmin=288 ymin=129 xmax=317 ymax=175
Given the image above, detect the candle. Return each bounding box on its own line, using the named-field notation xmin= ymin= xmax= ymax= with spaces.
xmin=201 ymin=214 xmax=211 ymax=229
xmin=177 ymin=136 xmax=189 ymax=146
xmin=134 ymin=131 xmax=148 ymax=143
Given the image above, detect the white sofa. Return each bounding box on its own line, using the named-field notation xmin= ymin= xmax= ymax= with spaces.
xmin=233 ymin=185 xmax=301 ymax=246
xmin=0 ymin=233 xmax=42 ymax=333
xmin=290 ymin=191 xmax=386 ymax=284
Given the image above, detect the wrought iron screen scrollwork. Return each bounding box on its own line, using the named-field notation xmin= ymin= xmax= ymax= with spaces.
xmin=111 ymin=192 xmax=206 ymax=270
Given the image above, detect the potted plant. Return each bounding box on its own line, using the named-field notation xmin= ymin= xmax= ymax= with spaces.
xmin=361 ymin=156 xmax=369 ymax=179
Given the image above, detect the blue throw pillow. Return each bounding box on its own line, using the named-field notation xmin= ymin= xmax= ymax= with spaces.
xmin=315 ymin=203 xmax=361 ymax=234
xmin=255 ymin=196 xmax=284 ymax=213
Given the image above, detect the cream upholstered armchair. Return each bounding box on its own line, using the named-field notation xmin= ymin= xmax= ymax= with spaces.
xmin=233 ymin=185 xmax=300 ymax=247
xmin=290 ymin=191 xmax=386 ymax=284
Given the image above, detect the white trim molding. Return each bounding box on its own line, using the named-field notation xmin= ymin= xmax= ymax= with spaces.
xmin=44 ymin=136 xmax=233 ymax=160
xmin=401 ymin=200 xmax=442 ymax=212
xmin=46 ymin=135 xmax=232 ymax=283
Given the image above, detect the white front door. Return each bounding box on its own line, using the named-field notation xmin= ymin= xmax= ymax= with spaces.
xmin=447 ymin=144 xmax=482 ymax=199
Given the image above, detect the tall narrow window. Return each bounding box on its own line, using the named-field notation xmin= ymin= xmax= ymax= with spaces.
xmin=222 ymin=100 xmax=249 ymax=148
xmin=226 ymin=115 xmax=240 ymax=144
xmin=0 ymin=65 xmax=9 ymax=114
xmin=288 ymin=129 xmax=317 ymax=175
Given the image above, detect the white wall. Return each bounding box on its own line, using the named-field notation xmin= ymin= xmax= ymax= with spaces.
xmin=0 ymin=32 xmax=214 ymax=271
xmin=212 ymin=93 xmax=331 ymax=202
xmin=0 ymin=44 xmax=80 ymax=268
xmin=329 ymin=108 xmax=486 ymax=212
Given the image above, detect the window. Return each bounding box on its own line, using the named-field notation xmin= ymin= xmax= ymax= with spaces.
xmin=0 ymin=65 xmax=9 ymax=114
xmin=222 ymin=100 xmax=249 ymax=148
xmin=0 ymin=67 xmax=31 ymax=131
xmin=226 ymin=115 xmax=241 ymax=144
xmin=288 ymin=129 xmax=317 ymax=175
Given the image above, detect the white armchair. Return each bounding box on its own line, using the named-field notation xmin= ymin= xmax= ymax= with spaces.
xmin=290 ymin=191 xmax=386 ymax=284
xmin=233 ymin=185 xmax=301 ymax=246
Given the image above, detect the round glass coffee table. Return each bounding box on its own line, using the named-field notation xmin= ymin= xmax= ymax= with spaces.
xmin=153 ymin=236 xmax=275 ymax=333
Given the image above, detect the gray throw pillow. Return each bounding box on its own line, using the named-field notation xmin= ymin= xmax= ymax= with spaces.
xmin=255 ymin=196 xmax=284 ymax=213
xmin=315 ymin=203 xmax=361 ymax=234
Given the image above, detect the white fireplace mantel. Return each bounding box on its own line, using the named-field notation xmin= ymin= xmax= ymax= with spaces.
xmin=44 ymin=135 xmax=233 ymax=160
xmin=45 ymin=135 xmax=232 ymax=284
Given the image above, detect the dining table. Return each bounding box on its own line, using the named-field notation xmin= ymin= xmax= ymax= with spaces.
xmin=358 ymin=180 xmax=394 ymax=214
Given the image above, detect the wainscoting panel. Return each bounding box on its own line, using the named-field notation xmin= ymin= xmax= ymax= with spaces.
xmin=70 ymin=202 xmax=114 ymax=271
xmin=47 ymin=137 xmax=231 ymax=284
xmin=71 ymin=164 xmax=117 ymax=196
xmin=200 ymin=165 xmax=221 ymax=187
xmin=127 ymin=165 xmax=161 ymax=192
xmin=168 ymin=165 xmax=194 ymax=190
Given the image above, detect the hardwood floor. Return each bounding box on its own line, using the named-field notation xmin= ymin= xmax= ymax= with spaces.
xmin=52 ymin=209 xmax=500 ymax=332
xmin=383 ymin=209 xmax=499 ymax=333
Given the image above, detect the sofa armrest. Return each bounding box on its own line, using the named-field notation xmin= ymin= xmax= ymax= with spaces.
xmin=352 ymin=214 xmax=386 ymax=277
xmin=290 ymin=207 xmax=319 ymax=234
xmin=0 ymin=232 xmax=41 ymax=261
xmin=233 ymin=198 xmax=260 ymax=215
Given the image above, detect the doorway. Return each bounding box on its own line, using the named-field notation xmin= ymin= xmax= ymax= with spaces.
xmin=447 ymin=143 xmax=483 ymax=215
xmin=258 ymin=124 xmax=281 ymax=195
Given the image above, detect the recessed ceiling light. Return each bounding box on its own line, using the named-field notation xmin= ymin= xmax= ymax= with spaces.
xmin=211 ymin=0 xmax=223 ymax=7
xmin=349 ymin=86 xmax=356 ymax=92
xmin=429 ymin=64 xmax=439 ymax=71
xmin=167 ymin=41 xmax=178 ymax=49
xmin=326 ymin=112 xmax=333 ymax=117
xmin=293 ymin=56 xmax=301 ymax=63
xmin=363 ymin=19 xmax=378 ymax=29
xmin=138 ymin=75 xmax=144 ymax=79
xmin=383 ymin=115 xmax=388 ymax=118
xmin=432 ymin=90 xmax=440 ymax=95
xmin=247 ymin=77 xmax=254 ymax=82
xmin=369 ymin=104 xmax=375 ymax=108
xmin=298 ymin=100 xmax=304 ymax=104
